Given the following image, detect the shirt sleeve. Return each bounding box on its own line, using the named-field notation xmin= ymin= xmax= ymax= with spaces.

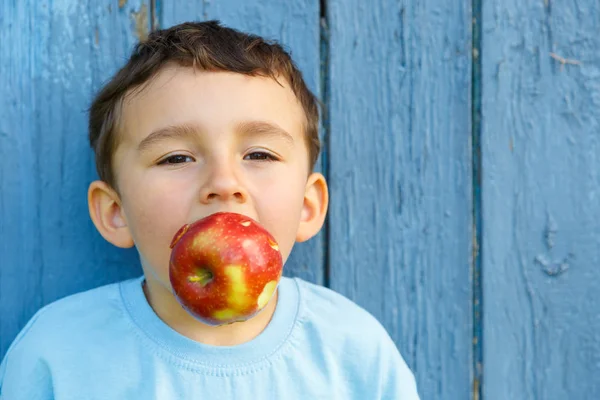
xmin=377 ymin=330 xmax=420 ymax=399
xmin=0 ymin=311 xmax=54 ymax=400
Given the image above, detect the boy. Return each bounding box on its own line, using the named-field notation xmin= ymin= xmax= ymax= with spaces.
xmin=0 ymin=21 xmax=419 ymax=399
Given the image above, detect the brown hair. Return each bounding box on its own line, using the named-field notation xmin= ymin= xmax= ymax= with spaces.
xmin=89 ymin=20 xmax=320 ymax=189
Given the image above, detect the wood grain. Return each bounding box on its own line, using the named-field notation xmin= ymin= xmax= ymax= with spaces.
xmin=0 ymin=0 xmax=150 ymax=357
xmin=481 ymin=0 xmax=600 ymax=398
xmin=326 ymin=0 xmax=473 ymax=398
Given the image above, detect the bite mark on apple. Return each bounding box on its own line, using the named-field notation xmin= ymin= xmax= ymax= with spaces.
xmin=268 ymin=238 xmax=279 ymax=251
xmin=257 ymin=280 xmax=278 ymax=309
xmin=170 ymin=224 xmax=190 ymax=248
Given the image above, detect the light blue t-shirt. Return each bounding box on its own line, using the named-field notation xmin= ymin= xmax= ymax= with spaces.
xmin=0 ymin=276 xmax=419 ymax=399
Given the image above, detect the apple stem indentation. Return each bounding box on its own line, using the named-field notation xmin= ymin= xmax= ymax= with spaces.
xmin=188 ymin=268 xmax=214 ymax=286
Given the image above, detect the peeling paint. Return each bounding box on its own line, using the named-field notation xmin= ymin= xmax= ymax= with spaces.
xmin=131 ymin=4 xmax=149 ymax=42
xmin=535 ymin=216 xmax=573 ymax=276
xmin=203 ymin=0 xmax=211 ymax=19
xmin=152 ymin=1 xmax=159 ymax=30
xmin=472 ymin=224 xmax=479 ymax=260
xmin=535 ymin=253 xmax=573 ymax=276
xmin=550 ymin=52 xmax=582 ymax=71
xmin=472 ymin=377 xmax=480 ymax=400
xmin=544 ymin=214 xmax=558 ymax=249
xmin=119 ymin=0 xmax=127 ymax=9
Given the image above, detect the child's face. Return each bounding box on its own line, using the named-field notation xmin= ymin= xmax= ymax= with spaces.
xmin=106 ymin=65 xmax=321 ymax=290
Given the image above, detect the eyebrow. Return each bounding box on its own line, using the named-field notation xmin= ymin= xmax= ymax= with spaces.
xmin=235 ymin=121 xmax=295 ymax=145
xmin=138 ymin=123 xmax=199 ymax=152
xmin=138 ymin=120 xmax=295 ymax=152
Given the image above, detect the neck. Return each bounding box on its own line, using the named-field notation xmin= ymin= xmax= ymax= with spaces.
xmin=142 ymin=275 xmax=278 ymax=346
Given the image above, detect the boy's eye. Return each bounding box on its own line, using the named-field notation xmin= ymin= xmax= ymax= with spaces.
xmin=244 ymin=151 xmax=278 ymax=161
xmin=158 ymin=154 xmax=195 ymax=165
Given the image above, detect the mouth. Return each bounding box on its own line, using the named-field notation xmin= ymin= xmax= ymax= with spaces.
xmin=192 ymin=211 xmax=259 ymax=225
xmin=170 ymin=212 xmax=260 ymax=249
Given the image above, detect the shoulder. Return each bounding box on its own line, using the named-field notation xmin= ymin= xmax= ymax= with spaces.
xmin=27 ymin=278 xmax=128 ymax=333
xmin=291 ymin=278 xmax=402 ymax=365
xmin=290 ymin=278 xmax=420 ymax=398
xmin=293 ymin=277 xmax=389 ymax=341
xmin=2 ymin=278 xmax=137 ymax=362
xmin=0 ymin=278 xmax=141 ymax=398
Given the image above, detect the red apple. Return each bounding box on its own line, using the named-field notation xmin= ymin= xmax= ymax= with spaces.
xmin=169 ymin=212 xmax=283 ymax=326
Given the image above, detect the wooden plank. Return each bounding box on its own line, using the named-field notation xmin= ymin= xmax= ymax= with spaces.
xmin=159 ymin=1 xmax=324 ymax=284
xmin=481 ymin=0 xmax=600 ymax=398
xmin=326 ymin=1 xmax=473 ymax=398
xmin=0 ymin=0 xmax=150 ymax=359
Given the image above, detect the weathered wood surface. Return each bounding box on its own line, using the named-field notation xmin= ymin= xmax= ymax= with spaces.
xmin=480 ymin=0 xmax=600 ymax=398
xmin=0 ymin=0 xmax=151 ymax=358
xmin=326 ymin=0 xmax=474 ymax=398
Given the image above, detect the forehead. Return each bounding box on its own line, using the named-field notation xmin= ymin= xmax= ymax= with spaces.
xmin=118 ymin=65 xmax=307 ymax=144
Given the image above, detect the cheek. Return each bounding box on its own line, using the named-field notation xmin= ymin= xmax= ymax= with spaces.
xmin=122 ymin=176 xmax=193 ymax=259
xmin=256 ymin=181 xmax=306 ymax=260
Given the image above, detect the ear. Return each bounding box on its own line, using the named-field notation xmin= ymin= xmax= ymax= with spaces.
xmin=88 ymin=180 xmax=134 ymax=248
xmin=296 ymin=172 xmax=329 ymax=243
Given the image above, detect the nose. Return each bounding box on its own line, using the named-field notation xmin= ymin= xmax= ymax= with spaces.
xmin=199 ymin=160 xmax=248 ymax=204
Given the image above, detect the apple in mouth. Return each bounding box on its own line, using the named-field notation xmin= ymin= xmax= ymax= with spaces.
xmin=169 ymin=212 xmax=283 ymax=326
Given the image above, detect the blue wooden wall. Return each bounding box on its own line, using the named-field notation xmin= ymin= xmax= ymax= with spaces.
xmin=480 ymin=1 xmax=600 ymax=398
xmin=0 ymin=1 xmax=598 ymax=399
